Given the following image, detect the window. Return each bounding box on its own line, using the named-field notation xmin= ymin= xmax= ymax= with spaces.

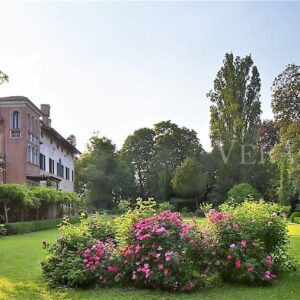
xmin=57 ymin=160 xmax=64 ymax=178
xmin=40 ymin=153 xmax=46 ymax=170
xmin=72 ymin=170 xmax=74 ymax=182
xmin=11 ymin=130 xmax=21 ymax=139
xmin=12 ymin=111 xmax=20 ymax=129
xmin=11 ymin=111 xmax=21 ymax=139
xmin=27 ymin=145 xmax=32 ymax=162
xmin=32 ymin=148 xmax=38 ymax=165
xmin=66 ymin=167 xmax=70 ymax=180
xmin=49 ymin=158 xmax=54 ymax=174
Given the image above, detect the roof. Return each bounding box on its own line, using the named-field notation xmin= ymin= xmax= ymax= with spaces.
xmin=41 ymin=123 xmax=81 ymax=154
xmin=27 ymin=175 xmax=62 ymax=182
xmin=0 ymin=96 xmax=81 ymax=155
xmin=0 ymin=96 xmax=43 ymax=116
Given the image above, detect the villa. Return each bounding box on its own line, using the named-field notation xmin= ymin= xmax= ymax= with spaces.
xmin=0 ymin=96 xmax=80 ymax=192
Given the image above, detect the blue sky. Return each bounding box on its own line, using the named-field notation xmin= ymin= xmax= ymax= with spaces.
xmin=0 ymin=1 xmax=299 ymax=152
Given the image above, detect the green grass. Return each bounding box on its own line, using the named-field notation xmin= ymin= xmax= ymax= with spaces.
xmin=0 ymin=223 xmax=300 ymax=300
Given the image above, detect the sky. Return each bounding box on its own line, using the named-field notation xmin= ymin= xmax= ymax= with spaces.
xmin=0 ymin=1 xmax=299 ymax=152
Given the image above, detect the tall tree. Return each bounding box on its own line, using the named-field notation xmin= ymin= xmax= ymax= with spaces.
xmin=171 ymin=158 xmax=208 ymax=209
xmin=272 ymin=64 xmax=300 ymax=128
xmin=76 ymin=135 xmax=134 ymax=209
xmin=271 ymin=64 xmax=300 ymax=205
xmin=207 ymin=53 xmax=263 ymax=204
xmin=147 ymin=121 xmax=205 ymax=201
xmin=120 ymin=128 xmax=155 ymax=198
xmin=207 ymin=53 xmax=261 ymax=147
xmin=67 ymin=134 xmax=77 ymax=147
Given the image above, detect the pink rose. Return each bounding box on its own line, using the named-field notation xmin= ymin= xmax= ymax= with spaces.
xmin=235 ymin=260 xmax=241 ymax=269
xmin=164 ymin=268 xmax=169 ymax=276
xmin=241 ymin=240 xmax=247 ymax=247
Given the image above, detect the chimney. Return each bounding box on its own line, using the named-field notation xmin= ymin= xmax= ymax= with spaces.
xmin=40 ymin=104 xmax=52 ymax=127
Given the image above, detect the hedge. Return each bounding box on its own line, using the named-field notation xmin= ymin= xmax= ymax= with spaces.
xmin=294 ymin=217 xmax=300 ymax=224
xmin=0 ymin=184 xmax=80 ymax=223
xmin=290 ymin=211 xmax=300 ymax=223
xmin=4 ymin=216 xmax=80 ymax=235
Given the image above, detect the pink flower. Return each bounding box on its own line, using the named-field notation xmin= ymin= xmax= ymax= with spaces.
xmin=230 ymin=243 xmax=236 ymax=249
xmin=145 ymin=269 xmax=151 ymax=278
xmin=204 ymin=268 xmax=209 ymax=275
xmin=159 ymin=263 xmax=164 ymax=270
xmin=235 ymin=260 xmax=241 ymax=269
xmin=132 ymin=272 xmax=137 ymax=280
xmin=215 ymin=260 xmax=220 ymax=266
xmin=185 ymin=282 xmax=195 ymax=291
xmin=264 ymin=270 xmax=272 ymax=280
xmin=227 ymin=255 xmax=233 ymax=260
xmin=266 ymin=255 xmax=273 ymax=266
xmin=165 ymin=251 xmax=173 ymax=262
xmin=241 ymin=240 xmax=247 ymax=247
xmin=135 ymin=245 xmax=141 ymax=254
xmin=107 ymin=265 xmax=118 ymax=273
xmin=164 ymin=268 xmax=169 ymax=276
xmin=247 ymin=266 xmax=254 ymax=273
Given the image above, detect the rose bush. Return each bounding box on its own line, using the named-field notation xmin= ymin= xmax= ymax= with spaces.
xmin=117 ymin=210 xmax=216 ymax=291
xmin=42 ymin=202 xmax=294 ymax=291
xmin=42 ymin=214 xmax=115 ymax=287
xmin=207 ymin=209 xmax=277 ymax=284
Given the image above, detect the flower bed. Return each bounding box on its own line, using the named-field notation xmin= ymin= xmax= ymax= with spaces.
xmin=41 ymin=201 xmax=295 ymax=292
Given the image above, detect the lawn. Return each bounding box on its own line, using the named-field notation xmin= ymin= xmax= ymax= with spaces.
xmin=0 ymin=223 xmax=299 ymax=300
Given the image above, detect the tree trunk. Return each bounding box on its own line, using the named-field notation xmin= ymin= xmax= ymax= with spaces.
xmin=21 ymin=206 xmax=24 ymax=222
xmin=4 ymin=202 xmax=9 ymax=223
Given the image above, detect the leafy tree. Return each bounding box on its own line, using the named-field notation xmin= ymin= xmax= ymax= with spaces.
xmin=0 ymin=70 xmax=8 ymax=84
xmin=271 ymin=64 xmax=300 ymax=127
xmin=227 ymin=182 xmax=262 ymax=205
xmin=146 ymin=121 xmax=205 ymax=201
xmin=171 ymin=158 xmax=208 ymax=209
xmin=207 ymin=53 xmax=263 ymax=204
xmin=67 ymin=134 xmax=77 ymax=147
xmin=259 ymin=120 xmax=279 ymax=152
xmin=271 ymin=64 xmax=300 ymax=207
xmin=76 ymin=135 xmax=135 ymax=210
xmin=278 ymin=155 xmax=293 ymax=206
xmin=207 ymin=53 xmax=261 ymax=147
xmin=120 ymin=128 xmax=155 ymax=198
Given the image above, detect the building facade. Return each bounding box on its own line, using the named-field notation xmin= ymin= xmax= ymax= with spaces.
xmin=0 ymin=96 xmax=80 ymax=192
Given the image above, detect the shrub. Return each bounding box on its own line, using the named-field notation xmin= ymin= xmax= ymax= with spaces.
xmin=88 ymin=212 xmax=115 ymax=241
xmin=217 ymin=201 xmax=295 ymax=272
xmin=181 ymin=206 xmax=188 ymax=214
xmin=199 ymin=203 xmax=213 ymax=215
xmin=117 ymin=200 xmax=131 ymax=213
xmin=118 ymin=210 xmax=215 ymax=291
xmin=42 ymin=214 xmax=114 ymax=287
xmin=290 ymin=211 xmax=300 ymax=223
xmin=4 ymin=216 xmax=80 ymax=235
xmin=82 ymin=239 xmax=122 ymax=286
xmin=158 ymin=201 xmax=175 ymax=212
xmin=114 ymin=198 xmax=156 ymax=248
xmin=0 ymin=224 xmax=7 ymax=237
xmin=207 ymin=209 xmax=277 ymax=284
xmin=294 ymin=217 xmax=300 ymax=224
xmin=227 ymin=183 xmax=262 ymax=205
